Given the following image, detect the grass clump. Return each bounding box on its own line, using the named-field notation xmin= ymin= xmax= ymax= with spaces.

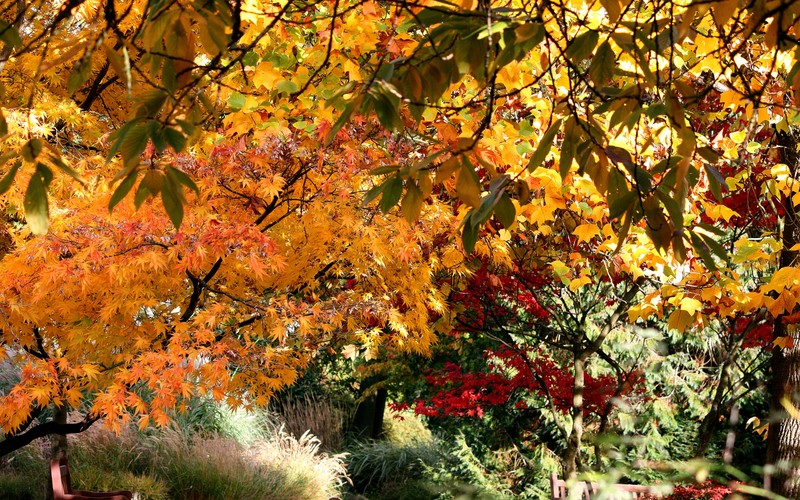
xmin=1 ymin=401 xmax=348 ymax=500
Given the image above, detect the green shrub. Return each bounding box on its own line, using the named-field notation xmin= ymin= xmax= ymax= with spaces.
xmin=0 ymin=473 xmax=44 ymax=499
xmin=346 ymin=438 xmax=448 ymax=492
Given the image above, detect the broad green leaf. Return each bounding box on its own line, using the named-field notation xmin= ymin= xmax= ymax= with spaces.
xmin=67 ymin=57 xmax=93 ymax=95
xmin=22 ymin=138 xmax=44 ymax=163
xmin=134 ymin=182 xmax=151 ymax=209
xmin=690 ymin=231 xmax=719 ymax=273
xmin=373 ymin=92 xmax=403 ymax=130
xmin=494 ymin=193 xmax=516 ymax=228
xmin=0 ymin=20 xmax=22 ymax=49
xmin=589 ymin=41 xmax=615 ymax=87
xmin=704 ymin=164 xmax=726 ymax=201
xmin=24 ymin=164 xmax=51 ymax=234
xmin=135 ymin=90 xmax=168 ymax=118
xmin=228 ymin=92 xmax=246 ymax=111
xmin=48 ymin=154 xmax=86 ymax=185
xmin=370 ymin=165 xmax=401 ymax=176
xmin=566 ymin=30 xmax=599 ymax=64
xmin=401 ymin=183 xmax=423 ymax=222
xmin=455 ymin=161 xmax=481 ymax=208
xmin=0 ymin=160 xmax=20 ymax=195
xmin=461 ymin=213 xmax=479 ymax=253
xmin=527 ymin=118 xmax=562 ymax=171
xmin=242 ymin=51 xmax=260 ymax=66
xmin=362 ymin=183 xmax=386 ymax=207
xmin=326 ymin=98 xmax=360 ymax=145
xmin=379 ymin=176 xmax=403 ymax=212
xmin=166 ymin=165 xmax=199 ymax=194
xmin=276 ymin=80 xmax=299 ymax=95
xmin=141 ymin=169 xmax=164 ymax=195
xmin=108 ymin=169 xmax=139 ymax=211
xmin=119 ymin=123 xmax=150 ymax=167
xmin=106 ymin=118 xmax=143 ymax=161
xmin=164 ymin=127 xmax=187 ymax=153
xmin=161 ymin=175 xmax=184 ymax=228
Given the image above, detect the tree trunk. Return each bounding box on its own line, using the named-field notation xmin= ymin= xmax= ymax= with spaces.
xmin=765 ymin=128 xmax=800 ymax=497
xmin=351 ymin=383 xmax=387 ymax=440
xmin=564 ymin=355 xmax=585 ymax=479
xmin=50 ymin=406 xmax=69 ymax=460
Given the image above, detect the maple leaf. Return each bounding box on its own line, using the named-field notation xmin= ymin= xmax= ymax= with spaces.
xmin=573 ymin=224 xmax=600 ymax=243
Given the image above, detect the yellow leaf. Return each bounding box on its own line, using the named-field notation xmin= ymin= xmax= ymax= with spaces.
xmin=569 ymin=275 xmax=592 ymax=292
xmin=573 ymin=223 xmax=600 ymax=243
xmin=679 ymin=297 xmax=703 ymax=315
xmin=699 ymin=286 xmax=721 ymax=302
xmin=768 ymin=292 xmax=797 ymax=317
xmin=773 ymin=336 xmax=795 ymax=350
xmin=342 ymin=344 xmax=359 ymax=360
xmin=763 ymin=267 xmax=800 ymax=293
xmin=668 ymin=309 xmax=695 ymax=333
xmin=550 ymin=260 xmax=570 ymax=284
xmin=729 ymin=130 xmax=747 ymax=144
xmin=455 ymin=165 xmax=481 ymax=208
xmin=704 ymin=203 xmax=739 ymax=222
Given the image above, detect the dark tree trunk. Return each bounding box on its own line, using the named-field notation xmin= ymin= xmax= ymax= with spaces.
xmin=765 ymin=128 xmax=800 ymax=497
xmin=564 ymin=355 xmax=585 ymax=479
xmin=50 ymin=406 xmax=69 ymax=461
xmin=351 ymin=385 xmax=387 ymax=440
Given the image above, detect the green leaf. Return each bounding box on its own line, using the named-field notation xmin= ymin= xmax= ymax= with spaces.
xmin=559 ymin=136 xmax=576 ymax=179
xmin=48 ymin=154 xmax=86 ymax=185
xmin=21 ymin=138 xmax=44 ymax=163
xmin=589 ymin=41 xmax=615 ymax=87
xmin=163 ymin=127 xmax=187 ymax=153
xmin=276 ymin=80 xmax=299 ymax=95
xmin=373 ymin=92 xmax=403 ymax=131
xmin=455 ymin=160 xmax=482 ymax=208
xmin=704 ymin=164 xmax=725 ymax=201
xmin=690 ymin=231 xmax=718 ymax=273
xmin=494 ymin=193 xmax=516 ymax=228
xmin=119 ymin=122 xmax=150 ymax=167
xmin=697 ymin=231 xmax=728 ymax=261
xmin=106 ymin=118 xmax=143 ymax=161
xmin=242 ymin=51 xmax=260 ymax=66
xmin=135 ymin=90 xmax=168 ymax=118
xmin=527 ymin=118 xmax=562 ymax=171
xmin=147 ymin=121 xmax=168 ymax=152
xmin=134 ymin=182 xmax=152 ymax=209
xmin=609 ymin=190 xmax=636 ymax=221
xmin=108 ymin=169 xmax=139 ymax=211
xmin=401 ymin=183 xmax=423 ymax=222
xmin=161 ymin=175 xmax=184 ymax=228
xmin=656 ymin=188 xmax=683 ymax=228
xmin=461 ymin=213 xmax=479 ymax=253
xmin=379 ymin=176 xmax=403 ymax=212
xmin=325 ymin=98 xmax=359 ymax=145
xmin=24 ymin=164 xmax=51 ymax=235
xmin=0 ymin=110 xmax=7 ymax=136
xmin=362 ymin=182 xmax=386 ymax=207
xmin=162 ymin=58 xmax=177 ymax=93
xmin=369 ymin=165 xmax=401 ymax=176
xmin=228 ymin=92 xmax=246 ymax=111
xmin=566 ymin=30 xmax=599 ymax=64
xmin=166 ymin=165 xmax=199 ymax=194
xmin=0 ymin=21 xmax=22 ymax=49
xmin=0 ymin=160 xmax=20 ymax=195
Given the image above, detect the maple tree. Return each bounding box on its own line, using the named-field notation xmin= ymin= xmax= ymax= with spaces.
xmin=1 ymin=0 xmax=800 ymax=495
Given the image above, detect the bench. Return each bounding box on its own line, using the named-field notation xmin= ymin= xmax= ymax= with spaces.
xmin=51 ymin=457 xmax=133 ymax=500
xmin=551 ymin=473 xmax=653 ymax=499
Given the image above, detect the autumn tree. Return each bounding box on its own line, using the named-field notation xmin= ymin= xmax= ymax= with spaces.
xmin=3 ymin=0 xmax=800 ymax=494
